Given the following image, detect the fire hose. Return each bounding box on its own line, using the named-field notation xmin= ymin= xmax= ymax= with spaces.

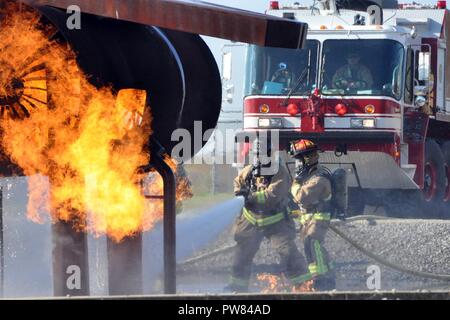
xmin=180 ymin=215 xmax=450 ymax=282
xmin=329 ymin=219 xmax=450 ymax=282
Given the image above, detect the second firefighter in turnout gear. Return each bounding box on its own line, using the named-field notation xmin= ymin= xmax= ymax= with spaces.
xmin=227 ymin=142 xmax=310 ymax=293
xmin=289 ymin=139 xmax=336 ymax=290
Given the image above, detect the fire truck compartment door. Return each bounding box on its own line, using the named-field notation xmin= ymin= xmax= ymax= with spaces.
xmin=319 ymin=151 xmax=419 ymax=190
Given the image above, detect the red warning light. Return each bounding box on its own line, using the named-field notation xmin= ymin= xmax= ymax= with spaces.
xmin=270 ymin=1 xmax=280 ymax=10
xmin=335 ymin=104 xmax=347 ymax=117
xmin=287 ymin=103 xmax=299 ymax=116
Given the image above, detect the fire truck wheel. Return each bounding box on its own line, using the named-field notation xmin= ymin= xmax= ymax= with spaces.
xmin=440 ymin=141 xmax=450 ymax=218
xmin=421 ymin=139 xmax=446 ymax=217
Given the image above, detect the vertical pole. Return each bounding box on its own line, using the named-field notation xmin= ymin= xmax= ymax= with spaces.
xmin=0 ymin=187 xmax=3 ymax=298
xmin=107 ymin=234 xmax=143 ymax=296
xmin=163 ymin=166 xmax=176 ymax=294
xmin=212 ymin=133 xmax=216 ymax=195
xmin=151 ymin=142 xmax=177 ymax=294
xmin=211 ymin=163 xmax=216 ymax=195
xmin=52 ymin=220 xmax=90 ymax=296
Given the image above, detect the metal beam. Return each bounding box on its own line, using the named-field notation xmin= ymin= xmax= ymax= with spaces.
xmin=107 ymin=234 xmax=143 ymax=296
xmin=22 ymin=0 xmax=308 ymax=49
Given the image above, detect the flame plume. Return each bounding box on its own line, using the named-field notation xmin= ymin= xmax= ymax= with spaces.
xmin=0 ymin=3 xmax=187 ymax=242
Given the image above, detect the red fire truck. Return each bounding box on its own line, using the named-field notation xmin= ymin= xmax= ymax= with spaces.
xmin=235 ymin=0 xmax=450 ymax=217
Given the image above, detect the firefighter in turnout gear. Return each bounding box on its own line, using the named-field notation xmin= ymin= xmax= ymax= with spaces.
xmin=225 ymin=141 xmax=310 ymax=293
xmin=289 ymin=139 xmax=336 ymax=290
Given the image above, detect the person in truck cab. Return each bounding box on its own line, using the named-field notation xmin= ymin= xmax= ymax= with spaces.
xmin=332 ymin=52 xmax=373 ymax=91
xmin=271 ymin=62 xmax=295 ymax=91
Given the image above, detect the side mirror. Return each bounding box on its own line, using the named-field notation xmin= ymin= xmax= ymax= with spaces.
xmin=414 ymin=85 xmax=429 ymax=96
xmin=418 ymin=51 xmax=431 ymax=82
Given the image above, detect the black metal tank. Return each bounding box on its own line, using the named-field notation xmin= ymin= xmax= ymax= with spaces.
xmin=39 ymin=6 xmax=222 ymax=156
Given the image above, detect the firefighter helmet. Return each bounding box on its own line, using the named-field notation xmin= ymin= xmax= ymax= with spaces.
xmin=289 ymin=139 xmax=319 ymax=158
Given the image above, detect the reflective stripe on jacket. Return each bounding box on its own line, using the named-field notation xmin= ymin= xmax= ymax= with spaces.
xmin=242 ymin=207 xmax=286 ymax=227
xmin=234 ymin=160 xmax=292 ymax=215
xmin=291 ymin=167 xmax=332 ymax=214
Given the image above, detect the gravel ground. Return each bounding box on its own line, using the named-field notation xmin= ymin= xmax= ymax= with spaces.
xmin=177 ymin=217 xmax=450 ymax=293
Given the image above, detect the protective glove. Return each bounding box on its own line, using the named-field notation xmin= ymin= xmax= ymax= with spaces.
xmin=245 ymin=190 xmax=266 ymax=207
xmin=245 ymin=191 xmax=257 ymax=205
xmin=235 ymin=187 xmax=250 ymax=199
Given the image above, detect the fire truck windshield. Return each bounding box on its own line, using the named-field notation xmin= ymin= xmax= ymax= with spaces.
xmin=244 ymin=40 xmax=319 ymax=96
xmin=320 ymin=39 xmax=404 ymax=99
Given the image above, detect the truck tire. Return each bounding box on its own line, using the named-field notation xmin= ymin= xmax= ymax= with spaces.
xmin=421 ymin=139 xmax=446 ymax=217
xmin=441 ymin=141 xmax=450 ymax=218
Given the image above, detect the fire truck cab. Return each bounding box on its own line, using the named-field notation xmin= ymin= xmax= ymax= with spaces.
xmin=236 ymin=0 xmax=450 ymax=217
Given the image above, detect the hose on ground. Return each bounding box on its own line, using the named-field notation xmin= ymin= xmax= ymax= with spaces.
xmin=180 ymin=215 xmax=450 ymax=282
xmin=178 ymin=216 xmax=397 ymax=266
xmin=329 ymin=223 xmax=450 ymax=281
xmin=179 ymin=244 xmax=236 ymax=266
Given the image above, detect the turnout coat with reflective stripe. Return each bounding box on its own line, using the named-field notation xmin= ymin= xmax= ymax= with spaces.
xmin=234 ymin=163 xmax=292 ymax=216
xmin=291 ymin=167 xmax=332 ymax=214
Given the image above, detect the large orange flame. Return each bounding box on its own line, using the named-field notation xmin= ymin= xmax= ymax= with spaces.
xmin=0 ymin=4 xmax=189 ymax=242
xmin=256 ymin=273 xmax=315 ymax=293
xmin=256 ymin=273 xmax=284 ymax=294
